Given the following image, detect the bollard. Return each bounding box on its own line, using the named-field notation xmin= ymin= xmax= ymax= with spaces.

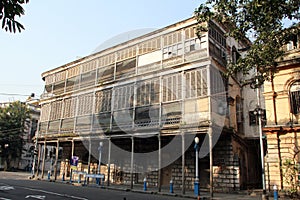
xmin=47 ymin=171 xmax=51 ymax=180
xmin=101 ymin=177 xmax=104 ymax=188
xmin=83 ymin=176 xmax=87 ymax=186
xmin=70 ymin=169 xmax=73 ymax=183
xmin=143 ymin=177 xmax=147 ymax=191
xmin=170 ymin=179 xmax=174 ymax=193
xmin=78 ymin=174 xmax=81 ymax=183
xmin=273 ymin=184 xmax=278 ymax=200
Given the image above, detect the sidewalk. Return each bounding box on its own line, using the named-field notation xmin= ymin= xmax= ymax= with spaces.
xmin=45 ymin=175 xmax=267 ymax=200
xmin=101 ymin=184 xmax=291 ymax=200
xmin=106 ymin=184 xmax=263 ymax=200
xmin=14 ymin=171 xmax=288 ymax=200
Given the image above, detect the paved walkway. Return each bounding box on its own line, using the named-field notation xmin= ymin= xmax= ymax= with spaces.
xmin=0 ymin=171 xmax=291 ymax=200
xmin=47 ymin=175 xmax=266 ymax=200
xmin=102 ymin=184 xmax=264 ymax=200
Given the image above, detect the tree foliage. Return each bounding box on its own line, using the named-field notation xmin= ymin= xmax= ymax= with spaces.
xmin=0 ymin=0 xmax=29 ymax=33
xmin=194 ymin=0 xmax=300 ymax=81
xmin=0 ymin=101 xmax=30 ymax=170
xmin=282 ymin=159 xmax=299 ymax=197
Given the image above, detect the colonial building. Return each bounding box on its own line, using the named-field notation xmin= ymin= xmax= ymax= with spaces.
xmin=19 ymin=97 xmax=40 ymax=171
xmin=263 ymin=31 xmax=300 ymax=192
xmin=0 ymin=99 xmax=40 ymax=171
xmin=36 ymin=17 xmax=262 ymax=193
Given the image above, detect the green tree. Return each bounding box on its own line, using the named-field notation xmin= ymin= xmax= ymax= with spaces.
xmin=194 ymin=0 xmax=300 ymax=81
xmin=0 ymin=0 xmax=29 ymax=33
xmin=0 ymin=101 xmax=30 ymax=170
xmin=282 ymin=159 xmax=299 ymax=198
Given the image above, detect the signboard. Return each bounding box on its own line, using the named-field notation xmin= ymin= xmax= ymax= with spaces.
xmin=85 ymin=174 xmax=105 ymax=179
xmin=70 ymin=156 xmax=79 ymax=170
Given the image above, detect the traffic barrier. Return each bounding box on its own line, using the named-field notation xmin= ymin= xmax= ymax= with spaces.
xmin=67 ymin=171 xmax=105 ymax=186
xmin=85 ymin=173 xmax=105 ymax=187
xmin=72 ymin=171 xmax=86 ymax=184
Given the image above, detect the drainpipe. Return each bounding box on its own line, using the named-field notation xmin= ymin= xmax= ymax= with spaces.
xmin=277 ymin=132 xmax=284 ymax=190
xmin=130 ymin=137 xmax=134 ymax=190
xmin=271 ymin=75 xmax=278 ymax=125
xmin=158 ymin=134 xmax=162 ymax=192
xmin=256 ymin=77 xmax=267 ymax=199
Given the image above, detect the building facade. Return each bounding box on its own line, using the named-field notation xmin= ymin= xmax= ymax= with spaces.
xmin=0 ymin=99 xmax=40 ymax=171
xmin=263 ymin=32 xmax=300 ymax=192
xmin=36 ymin=17 xmax=262 ymax=192
xmin=19 ymin=98 xmax=40 ymax=171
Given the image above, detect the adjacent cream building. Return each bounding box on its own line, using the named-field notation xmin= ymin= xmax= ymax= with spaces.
xmin=263 ymin=32 xmax=300 ymax=192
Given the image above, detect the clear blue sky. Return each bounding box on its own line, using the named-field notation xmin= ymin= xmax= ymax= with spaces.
xmin=0 ymin=0 xmax=202 ymax=102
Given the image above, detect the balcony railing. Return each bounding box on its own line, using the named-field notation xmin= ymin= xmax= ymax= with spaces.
xmin=41 ymin=48 xmax=210 ymax=100
xmin=134 ymin=118 xmax=160 ymax=128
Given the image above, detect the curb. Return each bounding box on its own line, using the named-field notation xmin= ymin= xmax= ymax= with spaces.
xmin=49 ymin=179 xmax=198 ymax=199
xmin=35 ymin=178 xmax=269 ymax=199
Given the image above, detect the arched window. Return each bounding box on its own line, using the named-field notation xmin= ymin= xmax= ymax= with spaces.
xmin=232 ymin=46 xmax=241 ymax=64
xmin=289 ymin=81 xmax=300 ymax=114
xmin=236 ymin=96 xmax=244 ymax=133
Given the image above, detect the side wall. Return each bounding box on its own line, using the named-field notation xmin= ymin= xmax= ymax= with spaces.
xmin=265 ymin=130 xmax=300 ymax=191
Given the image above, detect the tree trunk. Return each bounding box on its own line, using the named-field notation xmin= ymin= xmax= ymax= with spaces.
xmin=5 ymin=156 xmax=10 ymax=171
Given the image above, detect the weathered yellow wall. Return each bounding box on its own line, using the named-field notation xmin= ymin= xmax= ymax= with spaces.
xmin=264 ymin=48 xmax=300 ymax=191
xmin=264 ymin=67 xmax=300 ymax=125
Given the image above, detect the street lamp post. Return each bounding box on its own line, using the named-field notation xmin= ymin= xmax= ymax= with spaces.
xmin=194 ymin=137 xmax=200 ymax=197
xmin=251 ymin=74 xmax=267 ymax=199
xmin=25 ymin=95 xmax=40 ymax=179
xmin=98 ymin=142 xmax=103 ymax=174
xmin=97 ymin=141 xmax=103 ymax=186
xmin=31 ymin=129 xmax=39 ymax=178
xmin=49 ymin=147 xmax=54 ymax=176
xmin=256 ymin=86 xmax=267 ymax=199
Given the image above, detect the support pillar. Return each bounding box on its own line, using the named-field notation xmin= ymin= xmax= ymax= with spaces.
xmin=107 ymin=138 xmax=111 ymax=186
xmin=36 ymin=144 xmax=41 ymax=177
xmin=70 ymin=140 xmax=75 ymax=182
xmin=54 ymin=140 xmax=59 ymax=180
xmin=182 ymin=133 xmax=186 ymax=195
xmin=158 ymin=134 xmax=162 ymax=192
xmin=41 ymin=142 xmax=46 ymax=179
xmin=209 ymin=127 xmax=213 ymax=198
xmin=71 ymin=140 xmax=74 ymax=157
xmin=194 ymin=137 xmax=200 ymax=197
xmin=87 ymin=139 xmax=91 ymax=184
xmin=130 ymin=137 xmax=134 ymax=190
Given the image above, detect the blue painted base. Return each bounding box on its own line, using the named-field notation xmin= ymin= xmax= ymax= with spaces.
xmin=274 ymin=191 xmax=278 ymax=200
xmin=170 ymin=183 xmax=174 ymax=193
xmin=143 ymin=181 xmax=147 ymax=191
xmin=96 ymin=178 xmax=100 ymax=185
xmin=194 ymin=181 xmax=200 ymax=196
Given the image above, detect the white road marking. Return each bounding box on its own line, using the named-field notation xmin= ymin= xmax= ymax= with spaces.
xmin=25 ymin=195 xmax=46 ymax=199
xmin=20 ymin=187 xmax=88 ymax=200
xmin=0 ymin=182 xmax=87 ymax=200
xmin=0 ymin=186 xmax=14 ymax=191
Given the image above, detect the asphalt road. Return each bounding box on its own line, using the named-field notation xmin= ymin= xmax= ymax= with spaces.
xmin=0 ymin=172 xmax=189 ymax=200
